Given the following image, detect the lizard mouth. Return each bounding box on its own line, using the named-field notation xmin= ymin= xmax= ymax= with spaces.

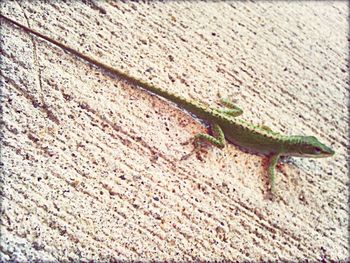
xmin=293 ymin=152 xmax=334 ymax=158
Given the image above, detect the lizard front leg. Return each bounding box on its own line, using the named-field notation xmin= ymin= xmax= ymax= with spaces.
xmin=267 ymin=153 xmax=281 ymax=194
xmin=194 ymin=123 xmax=226 ymax=148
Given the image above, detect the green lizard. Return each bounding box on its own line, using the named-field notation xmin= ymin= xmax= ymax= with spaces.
xmin=1 ymin=15 xmax=335 ymax=194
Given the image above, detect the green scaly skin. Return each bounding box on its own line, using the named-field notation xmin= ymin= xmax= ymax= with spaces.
xmin=1 ymin=15 xmax=335 ymax=195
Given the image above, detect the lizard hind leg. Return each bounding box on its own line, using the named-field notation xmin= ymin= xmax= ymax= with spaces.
xmin=220 ymin=98 xmax=243 ymax=117
xmin=219 ymin=108 xmax=243 ymax=117
xmin=194 ymin=123 xmax=226 ymax=149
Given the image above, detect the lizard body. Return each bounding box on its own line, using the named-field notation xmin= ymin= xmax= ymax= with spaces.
xmin=1 ymin=15 xmax=334 ymax=195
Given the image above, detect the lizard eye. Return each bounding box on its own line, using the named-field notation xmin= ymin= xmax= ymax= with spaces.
xmin=314 ymin=147 xmax=322 ymax=154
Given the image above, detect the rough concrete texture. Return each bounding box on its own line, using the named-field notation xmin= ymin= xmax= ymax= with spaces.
xmin=0 ymin=1 xmax=349 ymax=262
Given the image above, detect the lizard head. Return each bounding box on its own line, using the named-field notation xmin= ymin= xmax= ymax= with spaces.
xmin=287 ymin=136 xmax=335 ymax=158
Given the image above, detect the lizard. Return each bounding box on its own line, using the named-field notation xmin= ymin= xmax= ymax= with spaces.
xmin=1 ymin=14 xmax=335 ymax=195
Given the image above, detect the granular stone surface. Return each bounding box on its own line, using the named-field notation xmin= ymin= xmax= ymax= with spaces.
xmin=0 ymin=1 xmax=349 ymax=261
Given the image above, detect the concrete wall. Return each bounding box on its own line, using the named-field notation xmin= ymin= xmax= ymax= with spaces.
xmin=1 ymin=1 xmax=348 ymax=261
